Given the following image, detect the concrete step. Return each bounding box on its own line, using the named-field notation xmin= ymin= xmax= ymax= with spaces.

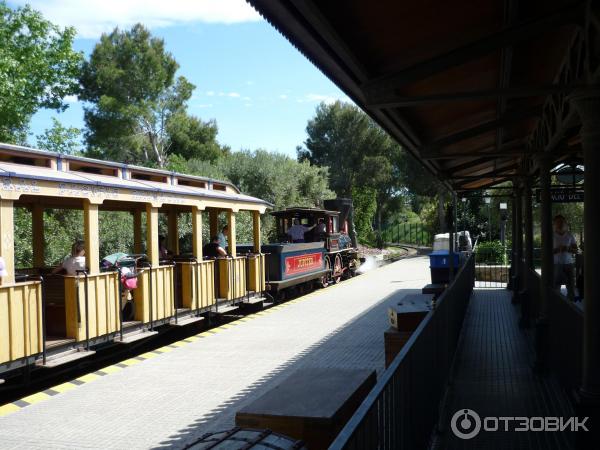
xmin=36 ymin=350 xmax=96 ymax=369
xmin=172 ymin=315 xmax=205 ymax=327
xmin=215 ymin=304 xmax=240 ymax=314
xmin=116 ymin=330 xmax=158 ymax=344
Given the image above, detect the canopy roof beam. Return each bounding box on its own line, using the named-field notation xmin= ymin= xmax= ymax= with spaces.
xmin=363 ymin=2 xmax=585 ymax=101
xmin=425 ymin=106 xmax=542 ymax=150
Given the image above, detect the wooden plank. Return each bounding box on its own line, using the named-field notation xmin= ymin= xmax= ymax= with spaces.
xmin=192 ymin=206 xmax=203 ymax=259
xmin=0 ymin=200 xmax=15 ymax=284
xmin=253 ymin=210 xmax=261 ymax=253
xmin=227 ymin=211 xmax=237 ymax=257
xmin=146 ymin=205 xmax=159 ymax=266
xmin=83 ymin=201 xmax=100 ymax=274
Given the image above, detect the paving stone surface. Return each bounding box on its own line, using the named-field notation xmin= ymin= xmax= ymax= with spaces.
xmin=0 ymin=256 xmax=431 ymax=450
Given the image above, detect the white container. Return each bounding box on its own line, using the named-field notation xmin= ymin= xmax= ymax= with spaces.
xmin=433 ymin=233 xmax=449 ymax=251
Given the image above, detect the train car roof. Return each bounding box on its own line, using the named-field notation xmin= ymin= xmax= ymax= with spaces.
xmin=271 ymin=207 xmax=339 ymax=217
xmin=0 ymin=143 xmax=273 ymax=209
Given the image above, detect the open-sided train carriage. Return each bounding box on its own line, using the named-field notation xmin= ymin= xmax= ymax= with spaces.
xmin=0 ymin=144 xmax=270 ymax=380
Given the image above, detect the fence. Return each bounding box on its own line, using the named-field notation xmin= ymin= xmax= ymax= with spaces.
xmin=473 ymin=242 xmax=511 ymax=288
xmin=382 ymin=222 xmax=432 ymax=246
xmin=524 ymin=269 xmax=583 ymax=395
xmin=329 ymin=254 xmax=475 ymax=449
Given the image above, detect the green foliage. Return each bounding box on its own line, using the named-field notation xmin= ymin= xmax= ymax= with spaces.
xmin=80 ymin=24 xmax=195 ymax=167
xmin=36 ymin=118 xmax=81 ymax=154
xmin=182 ymin=150 xmax=334 ymax=242
xmin=475 ymin=240 xmax=509 ymax=265
xmin=351 ymin=186 xmax=377 ymax=244
xmin=299 ymin=101 xmax=427 ymax=234
xmin=167 ymin=113 xmax=229 ymax=162
xmin=0 ymin=1 xmax=82 ymax=142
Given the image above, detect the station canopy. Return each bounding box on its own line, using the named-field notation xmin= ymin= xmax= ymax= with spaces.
xmin=249 ymin=0 xmax=588 ymax=192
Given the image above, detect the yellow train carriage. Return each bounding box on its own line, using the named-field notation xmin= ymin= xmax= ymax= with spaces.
xmin=0 ymin=143 xmax=269 ymax=377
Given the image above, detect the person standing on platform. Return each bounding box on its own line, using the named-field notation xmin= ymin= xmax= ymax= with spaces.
xmin=552 ymin=214 xmax=578 ymax=301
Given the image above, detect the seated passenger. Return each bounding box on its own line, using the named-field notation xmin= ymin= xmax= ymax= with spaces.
xmin=159 ymin=235 xmax=173 ymax=259
xmin=52 ymin=241 xmax=86 ymax=275
xmin=287 ymin=219 xmax=314 ymax=243
xmin=218 ymin=225 xmax=229 ymax=250
xmin=316 ymin=218 xmax=327 ymax=234
xmin=203 ymin=235 xmax=227 ymax=258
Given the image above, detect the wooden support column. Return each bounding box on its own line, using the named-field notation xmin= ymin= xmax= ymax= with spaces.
xmin=512 ymin=181 xmax=523 ymax=296
xmin=227 ymin=211 xmax=236 ymax=257
xmin=571 ymin=90 xmax=600 ymax=406
xmin=534 ymin=154 xmax=553 ymax=372
xmin=32 ymin=204 xmax=45 ymax=267
xmin=448 ymin=193 xmax=455 ymax=281
xmin=0 ymin=199 xmax=15 ymax=285
xmin=209 ymin=210 xmax=219 ymax=238
xmin=192 ymin=206 xmax=203 ymax=259
xmin=539 ymin=155 xmax=553 ymax=319
xmin=133 ymin=210 xmax=143 ymax=254
xmin=83 ymin=201 xmax=100 ymax=274
xmin=167 ymin=209 xmax=179 ymax=255
xmin=253 ymin=211 xmax=261 ymax=253
xmin=520 ymin=176 xmax=534 ymax=328
xmin=146 ymin=205 xmax=159 ymax=266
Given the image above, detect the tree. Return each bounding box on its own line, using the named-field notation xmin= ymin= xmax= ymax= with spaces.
xmin=0 ymin=2 xmax=82 ymax=142
xmin=80 ymin=24 xmax=194 ymax=167
xmin=183 ymin=150 xmax=334 ymax=242
xmin=167 ymin=113 xmax=229 ymax=162
xmin=36 ymin=117 xmax=81 ymax=154
xmin=300 ymin=101 xmax=407 ymax=235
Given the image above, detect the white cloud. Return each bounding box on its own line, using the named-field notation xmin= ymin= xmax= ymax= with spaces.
xmin=205 ymin=90 xmax=215 ymax=96
xmin=227 ymin=92 xmax=240 ymax=98
xmin=302 ymin=93 xmax=350 ymax=105
xmin=245 ymin=80 xmax=254 ymax=86
xmin=64 ymin=94 xmax=79 ymax=103
xmin=13 ymin=0 xmax=262 ymax=39
xmin=278 ymin=94 xmax=288 ymax=100
xmin=243 ymin=96 xmax=251 ymax=101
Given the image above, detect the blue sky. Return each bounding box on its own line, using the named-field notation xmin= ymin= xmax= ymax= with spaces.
xmin=12 ymin=0 xmax=351 ymax=157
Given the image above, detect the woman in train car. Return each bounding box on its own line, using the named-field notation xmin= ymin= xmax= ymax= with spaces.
xmin=159 ymin=235 xmax=172 ymax=260
xmin=51 ymin=241 xmax=86 ymax=275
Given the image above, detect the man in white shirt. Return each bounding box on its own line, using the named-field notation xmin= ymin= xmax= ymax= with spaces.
xmin=287 ymin=219 xmax=314 ymax=243
xmin=552 ymin=215 xmax=578 ymax=301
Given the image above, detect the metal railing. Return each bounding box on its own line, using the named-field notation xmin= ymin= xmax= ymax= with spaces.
xmin=382 ymin=222 xmax=433 ymax=246
xmin=525 ymin=268 xmax=583 ymax=395
xmin=329 ymin=254 xmax=475 ymax=449
xmin=473 ymin=242 xmax=511 ymax=288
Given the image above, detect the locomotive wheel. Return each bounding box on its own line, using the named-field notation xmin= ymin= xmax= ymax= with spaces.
xmin=320 ymin=255 xmax=332 ymax=288
xmin=332 ymin=254 xmax=343 ymax=284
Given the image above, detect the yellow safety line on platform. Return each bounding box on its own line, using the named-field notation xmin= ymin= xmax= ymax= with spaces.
xmin=0 ymin=268 xmax=381 ymax=418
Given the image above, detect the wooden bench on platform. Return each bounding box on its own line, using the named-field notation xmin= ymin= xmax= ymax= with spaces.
xmin=236 ymin=367 xmax=376 ymax=450
xmin=385 ymin=293 xmax=432 ymax=368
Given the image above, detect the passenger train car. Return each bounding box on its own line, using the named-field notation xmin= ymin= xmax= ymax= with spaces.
xmin=0 ymin=144 xmax=270 ymax=380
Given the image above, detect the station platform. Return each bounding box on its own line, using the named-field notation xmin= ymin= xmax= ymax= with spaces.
xmin=0 ymin=256 xmax=431 ymax=449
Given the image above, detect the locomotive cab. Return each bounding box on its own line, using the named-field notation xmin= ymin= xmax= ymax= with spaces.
xmin=271 ymin=207 xmax=352 ymax=252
